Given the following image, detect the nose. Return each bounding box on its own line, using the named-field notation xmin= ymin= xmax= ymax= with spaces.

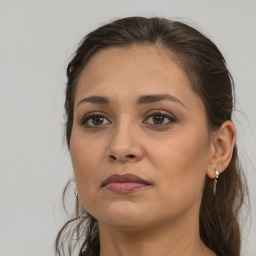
xmin=106 ymin=119 xmax=144 ymax=163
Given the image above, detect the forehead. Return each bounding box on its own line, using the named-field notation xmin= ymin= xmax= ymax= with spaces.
xmin=73 ymin=45 xmax=207 ymax=127
xmin=77 ymin=45 xmax=188 ymax=91
xmin=83 ymin=44 xmax=176 ymax=71
xmin=75 ymin=45 xmax=204 ymax=112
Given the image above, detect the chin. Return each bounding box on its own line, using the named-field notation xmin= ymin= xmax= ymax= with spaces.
xmin=96 ymin=201 xmax=151 ymax=230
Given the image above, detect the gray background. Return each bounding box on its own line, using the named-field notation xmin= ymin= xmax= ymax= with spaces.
xmin=0 ymin=0 xmax=255 ymax=255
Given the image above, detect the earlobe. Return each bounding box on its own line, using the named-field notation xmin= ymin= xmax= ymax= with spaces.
xmin=206 ymin=120 xmax=236 ymax=178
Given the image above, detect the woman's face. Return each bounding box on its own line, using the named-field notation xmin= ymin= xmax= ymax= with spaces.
xmin=70 ymin=45 xmax=213 ymax=230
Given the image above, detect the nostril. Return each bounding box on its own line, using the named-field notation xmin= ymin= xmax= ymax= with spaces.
xmin=109 ymin=154 xmax=135 ymax=161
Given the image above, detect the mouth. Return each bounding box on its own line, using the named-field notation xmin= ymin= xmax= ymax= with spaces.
xmin=102 ymin=173 xmax=152 ymax=193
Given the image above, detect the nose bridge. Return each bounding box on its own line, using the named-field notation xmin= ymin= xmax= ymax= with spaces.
xmin=107 ymin=114 xmax=143 ymax=162
xmin=111 ymin=114 xmax=137 ymax=148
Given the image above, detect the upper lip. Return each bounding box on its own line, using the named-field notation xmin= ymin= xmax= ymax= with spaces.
xmin=102 ymin=173 xmax=151 ymax=187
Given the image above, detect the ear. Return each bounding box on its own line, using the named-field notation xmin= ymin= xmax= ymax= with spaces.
xmin=206 ymin=120 xmax=236 ymax=179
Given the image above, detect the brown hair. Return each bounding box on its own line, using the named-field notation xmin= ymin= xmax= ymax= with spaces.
xmin=55 ymin=17 xmax=247 ymax=256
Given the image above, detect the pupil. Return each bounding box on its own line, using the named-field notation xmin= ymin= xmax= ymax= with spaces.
xmin=92 ymin=116 xmax=103 ymax=125
xmin=153 ymin=115 xmax=164 ymax=124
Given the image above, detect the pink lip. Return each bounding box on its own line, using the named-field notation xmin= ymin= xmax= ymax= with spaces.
xmin=102 ymin=174 xmax=151 ymax=193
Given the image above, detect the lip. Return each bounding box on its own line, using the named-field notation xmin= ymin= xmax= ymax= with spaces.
xmin=102 ymin=173 xmax=151 ymax=193
xmin=102 ymin=173 xmax=151 ymax=186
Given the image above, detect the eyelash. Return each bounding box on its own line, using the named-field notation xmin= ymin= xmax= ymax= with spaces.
xmin=80 ymin=110 xmax=176 ymax=129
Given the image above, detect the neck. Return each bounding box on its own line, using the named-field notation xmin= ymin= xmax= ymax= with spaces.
xmin=98 ymin=213 xmax=215 ymax=256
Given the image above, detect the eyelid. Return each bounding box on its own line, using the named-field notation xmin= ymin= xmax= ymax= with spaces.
xmin=144 ymin=109 xmax=176 ymax=120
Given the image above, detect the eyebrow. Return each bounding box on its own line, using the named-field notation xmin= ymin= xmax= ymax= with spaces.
xmin=77 ymin=94 xmax=187 ymax=108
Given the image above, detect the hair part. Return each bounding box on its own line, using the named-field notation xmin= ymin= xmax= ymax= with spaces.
xmin=56 ymin=16 xmax=248 ymax=256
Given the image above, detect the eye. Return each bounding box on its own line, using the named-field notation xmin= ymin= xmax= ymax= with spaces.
xmin=144 ymin=110 xmax=176 ymax=128
xmin=81 ymin=112 xmax=111 ymax=128
xmin=80 ymin=110 xmax=176 ymax=129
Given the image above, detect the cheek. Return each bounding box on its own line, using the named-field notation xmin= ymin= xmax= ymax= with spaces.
xmin=151 ymin=130 xmax=210 ymax=198
xmin=69 ymin=134 xmax=104 ymax=200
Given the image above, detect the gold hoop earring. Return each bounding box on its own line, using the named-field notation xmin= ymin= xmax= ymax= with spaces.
xmin=214 ymin=169 xmax=219 ymax=195
xmin=74 ymin=189 xmax=78 ymax=199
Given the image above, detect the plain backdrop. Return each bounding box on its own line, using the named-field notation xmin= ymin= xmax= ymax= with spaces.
xmin=0 ymin=0 xmax=255 ymax=255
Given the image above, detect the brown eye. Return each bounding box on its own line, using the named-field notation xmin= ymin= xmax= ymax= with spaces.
xmin=152 ymin=115 xmax=165 ymax=124
xmin=144 ymin=110 xmax=176 ymax=128
xmin=91 ymin=116 xmax=104 ymax=125
xmin=81 ymin=114 xmax=111 ymax=128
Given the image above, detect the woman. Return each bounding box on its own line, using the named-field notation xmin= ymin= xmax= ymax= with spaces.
xmin=55 ymin=17 xmax=247 ymax=256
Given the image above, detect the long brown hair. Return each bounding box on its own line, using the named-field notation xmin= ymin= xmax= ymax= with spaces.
xmin=55 ymin=17 xmax=248 ymax=256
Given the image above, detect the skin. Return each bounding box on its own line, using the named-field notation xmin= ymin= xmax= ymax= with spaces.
xmin=70 ymin=45 xmax=236 ymax=256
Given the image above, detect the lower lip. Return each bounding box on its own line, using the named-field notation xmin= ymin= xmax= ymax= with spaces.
xmin=104 ymin=182 xmax=149 ymax=193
